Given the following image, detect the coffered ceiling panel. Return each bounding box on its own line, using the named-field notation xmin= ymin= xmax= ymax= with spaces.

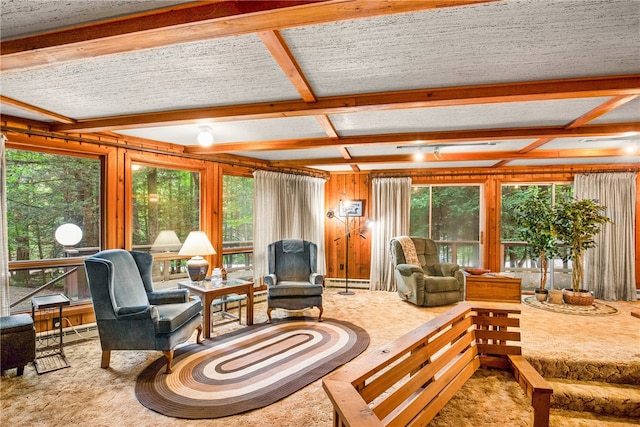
xmin=118 ymin=116 xmax=327 ymax=145
xmin=1 ymin=34 xmax=298 ymax=118
xmin=283 ymin=0 xmax=639 ymax=97
xmin=329 ymin=98 xmax=611 ymax=136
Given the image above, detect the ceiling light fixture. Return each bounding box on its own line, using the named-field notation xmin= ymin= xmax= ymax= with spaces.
xmin=433 ymin=147 xmax=441 ymax=160
xmin=197 ymin=127 xmax=214 ymax=147
xmin=413 ymin=147 xmax=425 ymax=162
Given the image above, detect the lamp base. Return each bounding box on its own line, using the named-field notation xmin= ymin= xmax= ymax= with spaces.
xmin=338 ymin=290 xmax=355 ymax=295
xmin=186 ymin=256 xmax=209 ymax=282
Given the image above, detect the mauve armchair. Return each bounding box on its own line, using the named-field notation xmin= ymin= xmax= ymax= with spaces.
xmin=84 ymin=249 xmax=203 ymax=373
xmin=264 ymin=239 xmax=324 ymax=323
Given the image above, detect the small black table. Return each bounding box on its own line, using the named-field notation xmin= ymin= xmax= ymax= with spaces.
xmin=31 ymin=293 xmax=71 ymax=374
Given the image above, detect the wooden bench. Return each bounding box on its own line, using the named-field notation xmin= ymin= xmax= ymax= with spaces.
xmin=323 ymin=304 xmax=552 ymax=427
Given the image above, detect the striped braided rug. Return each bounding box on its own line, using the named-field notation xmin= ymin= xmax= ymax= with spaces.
xmin=135 ymin=317 xmax=369 ymax=419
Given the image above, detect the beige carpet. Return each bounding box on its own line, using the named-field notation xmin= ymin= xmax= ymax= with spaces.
xmin=1 ymin=290 xmax=639 ymax=427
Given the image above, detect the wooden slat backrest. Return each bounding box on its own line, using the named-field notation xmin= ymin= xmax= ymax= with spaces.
xmin=323 ymin=304 xmax=551 ymax=427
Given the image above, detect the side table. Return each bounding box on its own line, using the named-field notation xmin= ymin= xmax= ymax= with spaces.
xmin=178 ymin=279 xmax=254 ymax=339
xmin=465 ymin=274 xmax=522 ymax=303
xmin=31 ymin=293 xmax=71 ymax=374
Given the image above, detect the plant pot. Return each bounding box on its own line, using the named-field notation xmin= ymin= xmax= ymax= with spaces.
xmin=534 ymin=288 xmax=548 ymax=302
xmin=562 ymin=289 xmax=595 ymax=306
xmin=548 ymin=289 xmax=564 ymax=304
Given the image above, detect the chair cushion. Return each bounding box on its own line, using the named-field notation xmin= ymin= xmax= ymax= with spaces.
xmin=155 ymin=298 xmax=202 ymax=334
xmin=0 ymin=314 xmax=34 ymax=334
xmin=268 ymin=282 xmax=324 ymax=298
xmin=424 ymin=276 xmax=459 ymax=293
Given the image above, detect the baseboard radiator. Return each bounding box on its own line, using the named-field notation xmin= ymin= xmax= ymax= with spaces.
xmin=324 ymin=278 xmax=370 ymax=289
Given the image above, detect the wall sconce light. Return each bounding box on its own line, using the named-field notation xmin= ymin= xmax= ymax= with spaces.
xmin=197 ymin=126 xmax=214 ymax=147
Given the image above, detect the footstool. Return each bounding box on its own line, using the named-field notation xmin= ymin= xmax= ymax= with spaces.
xmin=0 ymin=314 xmax=36 ymax=376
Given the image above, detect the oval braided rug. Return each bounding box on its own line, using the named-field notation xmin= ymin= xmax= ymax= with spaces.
xmin=135 ymin=317 xmax=369 ymax=419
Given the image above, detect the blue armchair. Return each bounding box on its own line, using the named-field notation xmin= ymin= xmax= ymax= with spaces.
xmin=264 ymin=240 xmax=324 ymax=323
xmin=84 ymin=249 xmax=203 ymax=374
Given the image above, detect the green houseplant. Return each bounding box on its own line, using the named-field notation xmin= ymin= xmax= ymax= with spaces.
xmin=552 ymin=198 xmax=611 ymax=305
xmin=512 ymin=193 xmax=557 ymax=301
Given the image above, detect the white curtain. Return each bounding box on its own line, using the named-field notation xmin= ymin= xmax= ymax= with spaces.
xmin=1 ymin=137 xmax=10 ymax=316
xmin=253 ymin=171 xmax=326 ymax=284
xmin=369 ymin=177 xmax=412 ymax=291
xmin=575 ymin=173 xmax=637 ymax=301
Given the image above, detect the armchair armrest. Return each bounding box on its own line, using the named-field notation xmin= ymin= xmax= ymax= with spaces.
xmin=396 ymin=264 xmax=423 ymax=276
xmin=310 ymin=273 xmax=324 ymax=285
xmin=115 ymin=305 xmax=159 ymax=321
xmin=147 ymin=289 xmax=189 ymax=305
xmin=264 ymin=274 xmax=277 ymax=287
xmin=438 ymin=263 xmax=460 ymax=277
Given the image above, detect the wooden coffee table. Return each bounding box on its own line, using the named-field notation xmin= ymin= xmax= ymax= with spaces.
xmin=179 ymin=278 xmax=253 ymax=339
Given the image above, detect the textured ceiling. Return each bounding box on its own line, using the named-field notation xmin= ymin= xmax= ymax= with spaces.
xmin=1 ymin=0 xmax=639 ymax=173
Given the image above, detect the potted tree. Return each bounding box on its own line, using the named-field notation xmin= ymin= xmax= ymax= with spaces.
xmin=512 ymin=192 xmax=557 ymax=301
xmin=552 ymin=198 xmax=611 ymax=305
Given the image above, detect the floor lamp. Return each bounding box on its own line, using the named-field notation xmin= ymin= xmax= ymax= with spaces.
xmin=327 ymin=208 xmax=366 ymax=295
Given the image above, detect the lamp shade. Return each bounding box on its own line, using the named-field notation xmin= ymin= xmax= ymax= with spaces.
xmin=150 ymin=230 xmax=182 ymax=252
xmin=55 ymin=223 xmax=83 ymax=246
xmin=178 ymin=231 xmax=216 ymax=256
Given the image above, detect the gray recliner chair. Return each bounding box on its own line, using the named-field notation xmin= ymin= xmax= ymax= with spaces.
xmin=390 ymin=237 xmax=464 ymax=307
xmin=84 ymin=249 xmax=203 ymax=373
xmin=264 ymin=239 xmax=324 ymax=323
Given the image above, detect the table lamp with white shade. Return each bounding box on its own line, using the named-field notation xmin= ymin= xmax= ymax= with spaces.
xmin=178 ymin=231 xmax=216 ymax=283
xmin=150 ymin=230 xmax=182 ymax=252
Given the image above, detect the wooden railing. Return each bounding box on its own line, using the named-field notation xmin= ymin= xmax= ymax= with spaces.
xmin=323 ymin=304 xmax=552 ymax=427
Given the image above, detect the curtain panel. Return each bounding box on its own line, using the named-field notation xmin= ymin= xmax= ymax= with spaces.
xmin=1 ymin=138 xmax=10 ymax=316
xmin=253 ymin=171 xmax=326 ymax=285
xmin=369 ymin=177 xmax=412 ymax=291
xmin=575 ymin=173 xmax=637 ymax=301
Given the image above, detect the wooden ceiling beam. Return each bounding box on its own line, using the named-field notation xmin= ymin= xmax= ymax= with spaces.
xmin=1 ymin=0 xmax=496 ymax=72
xmin=184 ymin=122 xmax=640 ymax=153
xmin=269 ymin=147 xmax=631 ymax=167
xmin=259 ymin=29 xmax=316 ymax=102
xmin=51 ymin=75 xmax=640 ymax=133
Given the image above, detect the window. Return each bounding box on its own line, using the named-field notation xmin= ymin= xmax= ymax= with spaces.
xmin=131 ymin=164 xmax=200 ymax=250
xmin=410 ymin=185 xmax=482 ymax=267
xmin=222 ymin=175 xmax=254 ymax=279
xmin=6 ymin=148 xmax=101 ymax=309
xmin=501 ymin=183 xmax=573 ymax=291
xmin=6 ymin=149 xmax=101 ymax=261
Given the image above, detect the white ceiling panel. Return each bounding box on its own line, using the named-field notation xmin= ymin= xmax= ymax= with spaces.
xmin=0 ymin=0 xmax=191 ymax=40
xmin=509 ymin=156 xmax=639 ymax=167
xmin=283 ymin=0 xmax=640 ymax=97
xmin=330 ymin=98 xmax=611 ymax=136
xmin=0 ymin=104 xmax=54 ymax=122
xmin=234 ymin=147 xmax=342 ymax=161
xmin=1 ymin=34 xmax=299 ymax=119
xmin=117 ymin=116 xmax=327 ymax=145
xmin=358 ymin=160 xmax=499 ymax=171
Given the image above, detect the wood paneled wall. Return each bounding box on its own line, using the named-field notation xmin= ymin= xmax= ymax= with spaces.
xmin=324 ymin=173 xmax=372 ymax=280
xmin=324 ymin=168 xmax=640 ymax=289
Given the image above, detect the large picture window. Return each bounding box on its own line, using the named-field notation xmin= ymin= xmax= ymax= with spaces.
xmin=410 ymin=185 xmax=482 ymax=267
xmin=6 ymin=149 xmax=101 ymax=261
xmin=501 ymin=183 xmax=573 ymax=291
xmin=131 ymin=164 xmax=200 ymax=251
xmin=6 ymin=148 xmax=101 ymax=309
xmin=222 ymin=175 xmax=254 ymax=279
